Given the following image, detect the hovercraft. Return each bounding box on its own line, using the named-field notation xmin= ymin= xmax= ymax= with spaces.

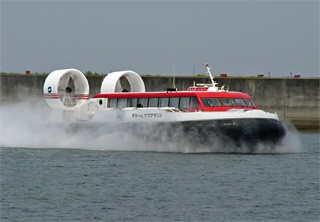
xmin=43 ymin=64 xmax=286 ymax=150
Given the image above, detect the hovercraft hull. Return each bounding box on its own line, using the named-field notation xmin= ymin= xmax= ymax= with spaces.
xmin=66 ymin=117 xmax=286 ymax=151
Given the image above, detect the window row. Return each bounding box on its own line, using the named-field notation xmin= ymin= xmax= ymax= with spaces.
xmin=201 ymin=98 xmax=256 ymax=107
xmin=107 ymin=97 xmax=200 ymax=109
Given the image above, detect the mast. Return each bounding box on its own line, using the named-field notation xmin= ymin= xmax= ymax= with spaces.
xmin=205 ymin=63 xmax=215 ymax=85
xmin=204 ymin=63 xmax=219 ymax=91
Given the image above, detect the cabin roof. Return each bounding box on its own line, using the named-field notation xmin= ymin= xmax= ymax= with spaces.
xmin=93 ymin=91 xmax=252 ymax=99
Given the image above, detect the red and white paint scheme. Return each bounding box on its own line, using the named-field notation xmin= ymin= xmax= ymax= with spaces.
xmin=43 ymin=64 xmax=286 ymax=148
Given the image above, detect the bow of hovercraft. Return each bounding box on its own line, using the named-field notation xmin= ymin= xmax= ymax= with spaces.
xmin=179 ymin=109 xmax=287 ymax=151
xmin=216 ymin=118 xmax=286 ymax=147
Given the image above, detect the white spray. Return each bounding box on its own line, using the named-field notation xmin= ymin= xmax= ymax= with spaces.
xmin=0 ymin=102 xmax=301 ymax=153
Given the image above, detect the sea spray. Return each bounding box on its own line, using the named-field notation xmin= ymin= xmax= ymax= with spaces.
xmin=1 ymin=102 xmax=301 ymax=153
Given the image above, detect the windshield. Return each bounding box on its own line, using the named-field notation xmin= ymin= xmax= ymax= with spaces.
xmin=201 ymin=98 xmax=222 ymax=107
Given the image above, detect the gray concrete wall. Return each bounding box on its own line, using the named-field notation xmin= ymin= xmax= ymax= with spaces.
xmin=1 ymin=74 xmax=319 ymax=130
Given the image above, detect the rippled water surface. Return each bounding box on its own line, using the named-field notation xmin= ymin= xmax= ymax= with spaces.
xmin=1 ymin=132 xmax=319 ymax=221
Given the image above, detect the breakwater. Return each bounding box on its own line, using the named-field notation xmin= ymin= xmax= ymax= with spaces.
xmin=1 ymin=74 xmax=319 ymax=131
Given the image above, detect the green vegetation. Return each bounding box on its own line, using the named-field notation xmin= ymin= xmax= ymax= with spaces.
xmin=0 ymin=72 xmax=47 ymax=76
xmin=1 ymin=72 xmax=23 ymax=75
xmin=1 ymin=72 xmax=318 ymax=79
xmin=84 ymin=71 xmax=107 ymax=77
xmin=141 ymin=74 xmax=165 ymax=77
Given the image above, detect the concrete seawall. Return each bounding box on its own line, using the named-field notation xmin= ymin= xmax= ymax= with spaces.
xmin=1 ymin=74 xmax=319 ymax=131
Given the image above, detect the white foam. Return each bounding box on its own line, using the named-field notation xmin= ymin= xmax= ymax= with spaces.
xmin=0 ymin=102 xmax=301 ymax=153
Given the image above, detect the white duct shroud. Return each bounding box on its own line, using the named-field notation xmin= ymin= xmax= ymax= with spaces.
xmin=100 ymin=70 xmax=145 ymax=93
xmin=43 ymin=69 xmax=89 ymax=109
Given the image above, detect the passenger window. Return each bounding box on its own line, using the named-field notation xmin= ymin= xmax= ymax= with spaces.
xmin=244 ymin=99 xmax=256 ymax=107
xmin=159 ymin=97 xmax=169 ymax=107
xmin=234 ymin=98 xmax=246 ymax=106
xmin=118 ymin=99 xmax=127 ymax=109
xmin=128 ymin=98 xmax=138 ymax=107
xmin=190 ymin=97 xmax=199 ymax=108
xmin=138 ymin=98 xmax=148 ymax=108
xmin=169 ymin=97 xmax=179 ymax=107
xmin=201 ymin=98 xmax=221 ymax=107
xmin=108 ymin=98 xmax=117 ymax=108
xmin=180 ymin=97 xmax=190 ymax=108
xmin=220 ymin=98 xmax=236 ymax=106
xmin=148 ymin=98 xmax=159 ymax=107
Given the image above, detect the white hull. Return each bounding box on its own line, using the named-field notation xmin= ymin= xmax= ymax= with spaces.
xmin=65 ymin=103 xmax=280 ymax=124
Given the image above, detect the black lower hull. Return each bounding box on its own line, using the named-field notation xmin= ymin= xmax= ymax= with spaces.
xmin=181 ymin=118 xmax=286 ymax=148
xmin=67 ymin=118 xmax=286 ymax=152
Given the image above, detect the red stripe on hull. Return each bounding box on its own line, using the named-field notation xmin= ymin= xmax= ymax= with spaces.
xmin=93 ymin=91 xmax=252 ymax=99
xmin=44 ymin=94 xmax=89 ymax=99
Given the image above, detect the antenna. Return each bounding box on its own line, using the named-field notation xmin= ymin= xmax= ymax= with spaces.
xmin=172 ymin=65 xmax=176 ymax=88
xmin=167 ymin=65 xmax=177 ymax=92
xmin=203 ymin=63 xmax=219 ymax=91
xmin=205 ymin=63 xmax=215 ymax=85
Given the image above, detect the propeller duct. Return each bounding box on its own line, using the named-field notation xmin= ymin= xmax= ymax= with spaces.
xmin=43 ymin=69 xmax=89 ymax=109
xmin=100 ymin=71 xmax=145 ymax=93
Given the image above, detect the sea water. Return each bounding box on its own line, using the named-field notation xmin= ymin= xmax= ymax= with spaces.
xmin=0 ymin=103 xmax=319 ymax=221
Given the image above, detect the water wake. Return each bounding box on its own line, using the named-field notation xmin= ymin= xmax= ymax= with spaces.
xmin=1 ymin=102 xmax=301 ymax=153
